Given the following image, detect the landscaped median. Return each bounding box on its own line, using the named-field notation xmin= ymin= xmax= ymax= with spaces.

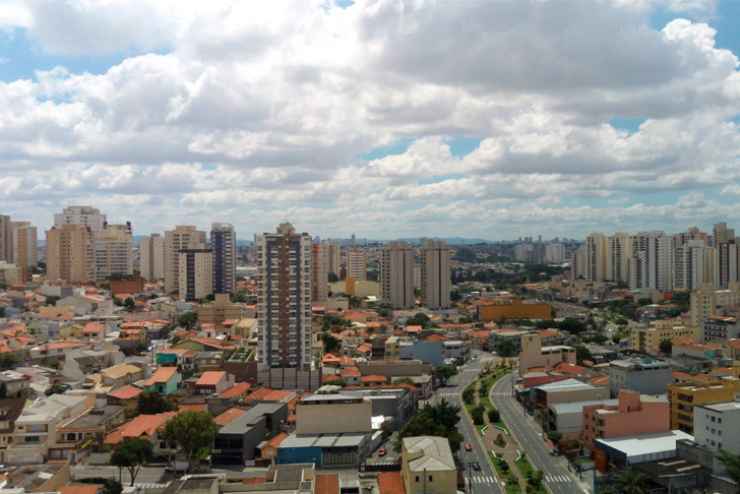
xmin=462 ymin=366 xmax=546 ymax=494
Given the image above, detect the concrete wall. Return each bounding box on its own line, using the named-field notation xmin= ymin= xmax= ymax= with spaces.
xmin=296 ymin=400 xmax=372 ymax=435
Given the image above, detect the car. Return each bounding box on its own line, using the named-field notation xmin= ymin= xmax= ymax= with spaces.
xmin=378 ymin=448 xmax=386 ymax=457
xmin=464 ymin=443 xmax=473 ymax=451
xmin=472 ymin=462 xmax=481 ymax=471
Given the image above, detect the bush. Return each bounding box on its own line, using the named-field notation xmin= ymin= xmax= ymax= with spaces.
xmin=463 ymin=386 xmax=475 ymax=405
xmin=487 ymin=408 xmax=500 ymax=423
xmin=471 ymin=405 xmax=485 ymax=425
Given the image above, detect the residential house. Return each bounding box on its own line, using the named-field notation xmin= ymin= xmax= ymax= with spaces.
xmin=194 ymin=371 xmax=235 ymax=395
xmin=142 ymin=367 xmax=181 ymax=395
xmin=104 ymin=411 xmax=177 ymax=456
xmin=100 ymin=363 xmax=145 ymax=389
xmin=401 ymin=436 xmax=457 ymax=494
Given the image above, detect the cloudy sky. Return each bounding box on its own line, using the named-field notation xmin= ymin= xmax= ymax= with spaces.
xmin=1 ymin=0 xmax=739 ymax=240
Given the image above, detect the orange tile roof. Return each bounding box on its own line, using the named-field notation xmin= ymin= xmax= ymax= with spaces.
xmin=59 ymin=485 xmax=101 ymax=494
xmin=266 ymin=432 xmax=288 ymax=449
xmin=104 ymin=412 xmax=176 ymax=444
xmin=341 ymin=367 xmax=361 ymax=378
xmin=83 ymin=322 xmax=104 ymax=334
xmin=405 ymin=325 xmax=422 ymax=334
xmin=219 ymin=382 xmax=252 ymax=399
xmin=214 ymin=408 xmax=247 ymax=426
xmin=356 ymin=343 xmax=372 ymax=353
xmin=322 ymin=374 xmax=342 ymax=384
xmin=315 ymin=474 xmax=340 ymax=494
xmin=196 ymin=371 xmax=226 ymax=387
xmin=361 ymin=375 xmax=387 ymax=384
xmin=553 ymin=362 xmax=586 ymax=375
xmin=378 ymin=471 xmax=405 ymax=494
xmin=424 ymin=334 xmax=446 ymax=342
xmin=142 ymin=367 xmax=178 ymax=386
xmin=245 ymin=388 xmax=295 ymax=403
xmin=179 ymin=403 xmax=208 ymax=413
xmin=108 ymin=385 xmax=143 ymax=400
xmin=590 ymin=376 xmax=609 ymax=386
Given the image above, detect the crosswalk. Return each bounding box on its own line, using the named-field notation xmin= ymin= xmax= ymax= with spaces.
xmin=545 ymin=474 xmax=572 ymax=483
xmin=469 ymin=475 xmax=496 ymax=484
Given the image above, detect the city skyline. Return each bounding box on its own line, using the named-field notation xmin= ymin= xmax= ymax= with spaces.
xmin=1 ymin=1 xmax=740 ymax=238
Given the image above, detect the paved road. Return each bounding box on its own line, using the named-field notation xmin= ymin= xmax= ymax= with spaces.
xmin=491 ymin=373 xmax=587 ymax=494
xmin=434 ymin=353 xmax=502 ymax=494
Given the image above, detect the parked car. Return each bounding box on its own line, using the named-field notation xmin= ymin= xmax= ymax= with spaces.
xmin=464 ymin=443 xmax=473 ymax=451
xmin=378 ymin=448 xmax=386 ymax=457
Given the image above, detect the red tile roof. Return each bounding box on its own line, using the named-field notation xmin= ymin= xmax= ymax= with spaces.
xmin=341 ymin=367 xmax=361 ymax=378
xmin=214 ymin=407 xmax=246 ymax=426
xmin=59 ymin=485 xmax=102 ymax=494
xmin=108 ymin=385 xmax=143 ymax=401
xmin=219 ymin=382 xmax=251 ymax=399
xmin=361 ymin=375 xmax=387 ymax=384
xmin=142 ymin=366 xmax=178 ymax=386
xmin=315 ymin=474 xmax=340 ymax=494
xmin=104 ymin=412 xmax=176 ymax=444
xmin=196 ymin=371 xmax=226 ymax=387
xmin=178 ymin=403 xmax=207 ymax=413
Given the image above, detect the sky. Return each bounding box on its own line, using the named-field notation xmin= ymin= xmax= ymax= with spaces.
xmin=1 ymin=0 xmax=739 ymax=241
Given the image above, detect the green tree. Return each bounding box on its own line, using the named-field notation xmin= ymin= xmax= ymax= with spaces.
xmin=321 ymin=333 xmax=341 ymax=354
xmin=406 ymin=312 xmax=431 ymax=328
xmin=659 ymin=338 xmax=673 ymax=355
xmin=162 ymin=411 xmax=218 ymax=473
xmin=612 ymin=468 xmax=649 ymax=494
xmin=124 ymin=297 xmax=136 ymax=311
xmin=0 ymin=382 xmax=6 ymax=398
xmin=558 ymin=318 xmax=587 ymax=334
xmin=177 ymin=311 xmax=198 ymax=329
xmin=111 ymin=438 xmax=152 ymax=486
xmin=718 ymin=449 xmax=740 ymax=492
xmin=494 ymin=338 xmax=517 ymax=357
xmin=138 ymin=391 xmax=174 ymax=414
xmin=487 ymin=408 xmax=500 ymax=423
xmin=462 ymin=386 xmax=475 ymax=405
xmin=433 ymin=364 xmax=458 ymax=385
xmin=471 ymin=405 xmax=485 ymax=425
xmin=575 ymin=345 xmax=592 ymax=365
xmin=397 ymin=399 xmax=463 ymax=452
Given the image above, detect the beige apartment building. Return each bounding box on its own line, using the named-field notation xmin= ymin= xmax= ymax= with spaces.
xmin=420 ymin=240 xmax=451 ymax=309
xmin=346 ymin=248 xmax=367 ymax=281
xmin=139 ymin=233 xmax=164 ymax=281
xmin=325 ymin=241 xmax=341 ymax=277
xmin=178 ymin=248 xmax=213 ymax=301
xmin=380 ymin=242 xmax=415 ymax=309
xmin=46 ymin=224 xmax=95 ymax=284
xmin=311 ymin=242 xmax=329 ymax=303
xmin=630 ymin=318 xmax=693 ymax=355
xmin=12 ymin=221 xmax=37 ymax=282
xmin=165 ymin=225 xmax=206 ymax=294
xmin=401 ymin=436 xmax=457 ymax=494
xmin=54 ymin=205 xmax=106 ymax=232
xmin=94 ymin=224 xmax=133 ymax=282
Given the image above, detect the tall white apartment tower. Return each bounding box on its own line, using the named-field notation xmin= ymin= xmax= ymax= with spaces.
xmin=629 ymin=232 xmax=671 ymax=291
xmin=585 ymin=233 xmax=609 ymax=282
xmin=420 ymin=240 xmax=451 ymax=309
xmin=256 ymin=223 xmax=313 ymax=370
xmin=179 ymin=248 xmax=213 ymax=301
xmin=164 ymin=226 xmax=207 ymax=294
xmin=607 ymin=233 xmax=633 ymax=284
xmin=54 ymin=206 xmax=107 ymax=233
xmin=94 ymin=223 xmax=134 ymax=282
xmin=139 ymin=234 xmax=165 ymax=281
xmin=210 ymin=223 xmax=236 ymax=294
xmin=311 ymin=242 xmax=329 ymax=303
xmin=0 ymin=215 xmax=12 ymax=263
xmin=380 ymin=242 xmax=416 ymax=309
xmin=346 ymin=248 xmax=367 ymax=281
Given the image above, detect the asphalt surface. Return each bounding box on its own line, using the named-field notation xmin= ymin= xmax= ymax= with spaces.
xmin=434 ymin=354 xmax=502 ymax=494
xmin=491 ymin=373 xmax=586 ymax=494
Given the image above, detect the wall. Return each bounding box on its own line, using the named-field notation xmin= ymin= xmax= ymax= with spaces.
xmin=296 ymin=400 xmax=372 ymax=435
xmin=477 ymin=301 xmax=553 ymax=323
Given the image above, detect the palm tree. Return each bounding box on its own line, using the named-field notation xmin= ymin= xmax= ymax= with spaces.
xmin=718 ymin=449 xmax=740 ymax=493
xmin=613 ymin=468 xmax=649 ymax=494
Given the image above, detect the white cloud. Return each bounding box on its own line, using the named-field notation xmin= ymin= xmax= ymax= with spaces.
xmin=0 ymin=0 xmax=739 ymax=238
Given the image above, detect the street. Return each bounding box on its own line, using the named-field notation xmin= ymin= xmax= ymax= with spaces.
xmin=490 ymin=373 xmax=587 ymax=494
xmin=435 ymin=353 xmax=502 ymax=494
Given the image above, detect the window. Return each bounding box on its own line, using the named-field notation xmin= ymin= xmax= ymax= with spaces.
xmin=429 ymin=476 xmax=433 ymax=482
xmin=415 ymin=476 xmax=420 ymax=483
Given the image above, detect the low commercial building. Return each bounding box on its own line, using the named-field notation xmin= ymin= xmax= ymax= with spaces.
xmin=703 ymin=315 xmax=740 ymax=342
xmin=212 ymin=402 xmax=288 ymax=465
xmin=532 ymin=378 xmax=610 ymax=413
xmin=477 ymin=298 xmax=553 ymax=323
xmin=606 ymin=357 xmax=672 ymax=397
xmin=582 ymin=390 xmax=670 ymax=450
xmin=295 ymin=394 xmax=372 ymax=435
xmin=593 ymin=430 xmax=694 ymax=469
xmin=694 ymin=401 xmax=740 ymax=455
xmin=668 ymin=381 xmax=737 ymax=434
xmin=277 ymin=432 xmax=371 ymax=468
xmin=547 ymin=398 xmax=618 ymax=441
xmin=519 ymin=332 xmax=576 ymax=376
xmin=196 ymin=293 xmax=246 ymax=329
xmin=401 ymin=436 xmax=457 ymax=494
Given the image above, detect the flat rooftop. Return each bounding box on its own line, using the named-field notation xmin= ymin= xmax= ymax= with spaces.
xmin=699 ymin=402 xmax=740 ymax=413
xmin=535 ymin=378 xmax=596 ymax=392
xmin=280 ymin=432 xmax=368 ymax=449
xmin=550 ymin=399 xmax=618 ymax=415
xmin=596 ymin=430 xmax=693 ymax=458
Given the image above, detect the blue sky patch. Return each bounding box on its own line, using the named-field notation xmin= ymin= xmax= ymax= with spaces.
xmin=609 ymin=116 xmax=647 ymax=133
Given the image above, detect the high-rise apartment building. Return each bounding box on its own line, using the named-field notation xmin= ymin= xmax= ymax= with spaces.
xmin=256 ymin=223 xmax=313 ymax=370
xmin=629 ymin=232 xmax=671 ymax=291
xmin=46 ymin=224 xmax=95 ymax=284
xmin=607 ymin=233 xmax=633 ymax=284
xmin=210 ymin=223 xmax=236 ymax=294
xmin=94 ymin=223 xmax=133 ymax=282
xmin=164 ymin=225 xmax=207 ymax=294
xmin=178 ymin=248 xmax=213 ymax=301
xmin=0 ymin=215 xmax=12 ymax=263
xmin=585 ymin=233 xmax=609 ymax=282
xmin=544 ymin=243 xmax=565 ymax=264
xmin=54 ymin=206 xmax=107 ymax=233
xmin=714 ymin=222 xmax=735 ymax=246
xmin=346 ymin=248 xmax=367 ymax=281
xmin=139 ymin=234 xmax=165 ymax=281
xmin=717 ymin=242 xmax=738 ymax=289
xmin=380 ymin=242 xmax=415 ymax=309
xmin=11 ymin=222 xmax=37 ymax=282
xmin=420 ymin=239 xmax=451 ymax=309
xmin=311 ymin=242 xmax=329 ymax=303
xmin=325 ymin=241 xmax=341 ymax=277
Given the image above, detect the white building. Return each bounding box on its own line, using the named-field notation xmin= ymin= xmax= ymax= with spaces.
xmin=178 ymin=248 xmax=213 ymax=301
xmin=94 ymin=224 xmax=133 ymax=282
xmin=694 ymin=402 xmax=740 ymax=455
xmin=346 ymin=248 xmax=367 ymax=281
xmin=420 ymin=240 xmax=451 ymax=310
xmin=164 ymin=225 xmax=207 ymax=295
xmin=544 ymin=243 xmax=565 ymax=264
xmin=54 ymin=206 xmax=107 ymax=233
xmin=139 ymin=233 xmax=165 ymax=281
xmin=380 ymin=242 xmax=416 ymax=309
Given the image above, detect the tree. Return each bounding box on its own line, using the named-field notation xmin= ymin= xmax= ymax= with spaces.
xmin=124 ymin=297 xmax=136 ymax=311
xmin=397 ymin=399 xmax=463 ymax=452
xmin=162 ymin=411 xmax=218 ymax=473
xmin=406 ymin=312 xmax=431 ymax=328
xmin=487 ymin=408 xmax=500 ymax=423
xmin=321 ymin=333 xmax=341 ymax=354
xmin=718 ymin=449 xmax=740 ymax=491
xmin=558 ymin=318 xmax=587 ymax=334
xmin=433 ymin=364 xmax=458 ymax=385
xmin=111 ymin=438 xmax=152 ymax=486
xmin=177 ymin=311 xmax=198 ymax=329
xmin=612 ymin=468 xmax=649 ymax=494
xmin=659 ymin=338 xmax=673 ymax=355
xmin=575 ymin=345 xmax=592 ymax=365
xmin=138 ymin=391 xmax=174 ymax=414
xmin=494 ymin=338 xmax=517 ymax=357
xmin=462 ymin=386 xmax=475 ymax=405
xmin=328 ymin=272 xmax=339 ymax=283
xmin=471 ymin=405 xmax=485 ymax=425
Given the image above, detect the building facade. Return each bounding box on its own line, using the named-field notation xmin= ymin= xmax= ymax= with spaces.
xmin=256 ymin=223 xmax=313 ymax=370
xmin=210 ymin=223 xmax=236 ymax=294
xmin=380 ymin=242 xmax=415 ymax=309
xmin=178 ymin=248 xmax=213 ymax=301
xmin=164 ymin=225 xmax=207 ymax=294
xmin=11 ymin=221 xmax=37 ymax=282
xmin=54 ymin=206 xmax=106 ymax=232
xmin=139 ymin=234 xmax=165 ymax=281
xmin=94 ymin=224 xmax=133 ymax=282
xmin=46 ymin=224 xmax=95 ymax=284
xmin=311 ymin=242 xmax=329 ymax=303
xmin=420 ymin=240 xmax=451 ymax=310
xmin=346 ymin=248 xmax=367 ymax=281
